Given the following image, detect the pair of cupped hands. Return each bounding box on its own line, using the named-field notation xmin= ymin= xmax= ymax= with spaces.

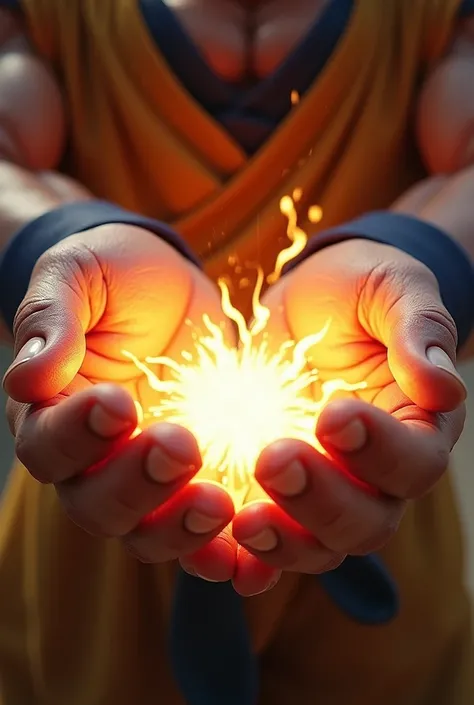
xmin=3 ymin=222 xmax=467 ymax=597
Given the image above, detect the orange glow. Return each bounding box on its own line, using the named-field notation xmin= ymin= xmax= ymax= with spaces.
xmin=290 ymin=90 xmax=300 ymax=105
xmin=124 ymin=195 xmax=366 ymax=508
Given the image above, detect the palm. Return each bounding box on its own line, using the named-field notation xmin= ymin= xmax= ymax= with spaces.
xmin=5 ymin=229 xmax=243 ymax=588
xmin=260 ymin=253 xmax=416 ymax=421
xmin=54 ymin=228 xmax=236 ymax=419
xmin=300 ymin=315 xmax=401 ymax=416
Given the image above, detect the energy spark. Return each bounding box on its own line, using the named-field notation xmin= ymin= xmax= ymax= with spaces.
xmin=124 ymin=195 xmax=365 ymax=507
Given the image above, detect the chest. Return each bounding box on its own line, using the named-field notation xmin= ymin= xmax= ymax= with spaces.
xmin=162 ymin=0 xmax=330 ymax=82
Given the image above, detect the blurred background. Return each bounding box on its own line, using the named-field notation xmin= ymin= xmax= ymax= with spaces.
xmin=0 ymin=346 xmax=473 ymax=592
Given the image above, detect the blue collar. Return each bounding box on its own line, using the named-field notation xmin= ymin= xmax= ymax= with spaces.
xmin=139 ymin=0 xmax=355 ymax=153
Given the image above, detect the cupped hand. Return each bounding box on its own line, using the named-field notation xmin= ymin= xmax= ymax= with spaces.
xmin=4 ymin=225 xmax=236 ymax=579
xmin=232 ymin=238 xmax=467 ymax=593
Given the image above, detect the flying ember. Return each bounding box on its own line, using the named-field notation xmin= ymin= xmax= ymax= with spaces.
xmin=124 ymin=194 xmax=366 ymax=508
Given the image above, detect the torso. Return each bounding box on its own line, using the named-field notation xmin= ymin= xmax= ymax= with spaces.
xmin=162 ymin=0 xmax=330 ymax=82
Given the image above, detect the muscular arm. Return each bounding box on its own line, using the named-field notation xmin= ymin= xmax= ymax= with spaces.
xmin=0 ymin=8 xmax=89 ymax=343
xmin=394 ymin=14 xmax=474 ymax=355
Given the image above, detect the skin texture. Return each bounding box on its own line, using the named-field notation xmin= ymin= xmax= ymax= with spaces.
xmin=4 ymin=225 xmax=239 ymax=575
xmin=0 ymin=2 xmax=474 ymax=596
xmin=232 ymin=240 xmax=466 ymax=583
xmin=162 ymin=0 xmax=331 ymax=82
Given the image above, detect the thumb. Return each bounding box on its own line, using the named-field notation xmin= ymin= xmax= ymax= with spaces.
xmin=378 ymin=276 xmax=467 ymax=412
xmin=2 ymin=255 xmax=90 ymax=404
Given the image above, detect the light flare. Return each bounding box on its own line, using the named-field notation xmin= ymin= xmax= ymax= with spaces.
xmin=266 ymin=194 xmax=321 ymax=284
xmin=124 ymin=194 xmax=366 ymax=507
xmin=290 ymin=90 xmax=300 ymax=105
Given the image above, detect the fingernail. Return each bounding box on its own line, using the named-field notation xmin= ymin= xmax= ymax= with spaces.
xmin=184 ymin=509 xmax=225 ymax=535
xmin=182 ymin=567 xmax=198 ymax=577
xmin=262 ymin=459 xmax=307 ymax=497
xmin=426 ymin=346 xmax=467 ymax=394
xmin=182 ymin=567 xmax=219 ymax=583
xmin=3 ymin=337 xmax=45 ymax=381
xmin=195 ymin=574 xmax=220 ymax=583
xmin=267 ymin=572 xmax=282 ymax=590
xmin=145 ymin=426 xmax=201 ymax=483
xmin=151 ymin=424 xmax=202 ymax=467
xmin=145 ymin=446 xmax=195 ymax=484
xmin=244 ymin=528 xmax=278 ymax=552
xmin=321 ymin=418 xmax=368 ymax=453
xmin=88 ymin=404 xmax=133 ymax=439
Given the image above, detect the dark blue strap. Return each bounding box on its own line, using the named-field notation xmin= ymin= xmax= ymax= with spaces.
xmin=169 ymin=555 xmax=398 ymax=705
xmin=286 ymin=212 xmax=474 ymax=349
xmin=0 ymin=200 xmax=200 ymax=330
xmin=459 ymin=0 xmax=474 ymax=17
xmin=139 ymin=0 xmax=354 ymax=154
xmin=318 ymin=554 xmax=398 ymax=625
xmin=170 ymin=573 xmax=259 ymax=705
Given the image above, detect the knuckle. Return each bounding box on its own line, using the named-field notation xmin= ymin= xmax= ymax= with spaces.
xmin=317 ymin=495 xmax=404 ymax=554
xmin=55 ymin=484 xmax=113 ymax=538
xmin=351 ymin=511 xmax=403 ymax=555
xmin=105 ymin=494 xmax=144 ymax=534
xmin=368 ymin=446 xmax=435 ymax=500
xmin=123 ymin=545 xmax=156 ymax=564
xmin=307 ymin=551 xmax=345 ymax=574
xmin=372 ymin=455 xmax=401 ymax=490
xmin=178 ymin=559 xmax=198 ymax=577
xmin=50 ymin=442 xmax=84 ymax=478
xmin=316 ymin=501 xmax=353 ymax=539
xmin=359 ymin=252 xmax=459 ymax=350
xmin=14 ymin=406 xmax=85 ymax=484
xmin=417 ymin=306 xmax=458 ymax=350
xmin=121 ymin=536 xmax=168 ymax=564
xmin=14 ymin=430 xmax=50 ymax=483
xmin=443 ymin=408 xmax=467 ymax=450
xmin=13 ymin=242 xmax=101 ymax=342
xmin=403 ymin=452 xmax=448 ymax=499
xmin=13 ymin=295 xmax=52 ymax=342
xmin=5 ymin=397 xmax=25 ymax=436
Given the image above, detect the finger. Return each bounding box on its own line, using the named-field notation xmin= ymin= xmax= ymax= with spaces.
xmin=180 ymin=526 xmax=237 ymax=583
xmin=2 ymin=247 xmax=95 ymax=402
xmin=316 ymin=396 xmax=465 ymax=499
xmin=366 ymin=262 xmax=467 ymax=411
xmin=233 ymin=499 xmax=345 ymax=570
xmin=122 ymin=482 xmax=234 ymax=563
xmin=56 ymin=422 xmax=203 ymax=538
xmin=232 ymin=546 xmax=281 ymax=597
xmin=254 ymin=440 xmax=404 ymax=555
xmin=10 ymin=383 xmax=138 ymax=483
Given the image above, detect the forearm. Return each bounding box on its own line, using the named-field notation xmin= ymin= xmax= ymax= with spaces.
xmin=0 ymin=161 xmax=90 ymax=343
xmin=392 ymin=165 xmax=474 ymax=262
xmin=0 ymin=163 xmax=63 ymax=246
xmin=391 ymin=166 xmax=474 ymax=357
xmin=0 ymin=8 xmax=80 ymax=342
xmin=406 ymin=17 xmax=474 ymax=356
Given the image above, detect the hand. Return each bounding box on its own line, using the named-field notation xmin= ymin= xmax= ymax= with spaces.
xmin=4 ymin=225 xmax=236 ymax=577
xmin=232 ymin=239 xmax=467 ymax=593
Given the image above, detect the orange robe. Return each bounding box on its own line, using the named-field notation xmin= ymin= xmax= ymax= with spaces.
xmin=0 ymin=1 xmax=472 ymax=703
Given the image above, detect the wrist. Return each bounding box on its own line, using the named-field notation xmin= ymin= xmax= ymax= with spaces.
xmin=288 ymin=211 xmax=474 ymax=349
xmin=0 ymin=199 xmax=200 ymax=332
